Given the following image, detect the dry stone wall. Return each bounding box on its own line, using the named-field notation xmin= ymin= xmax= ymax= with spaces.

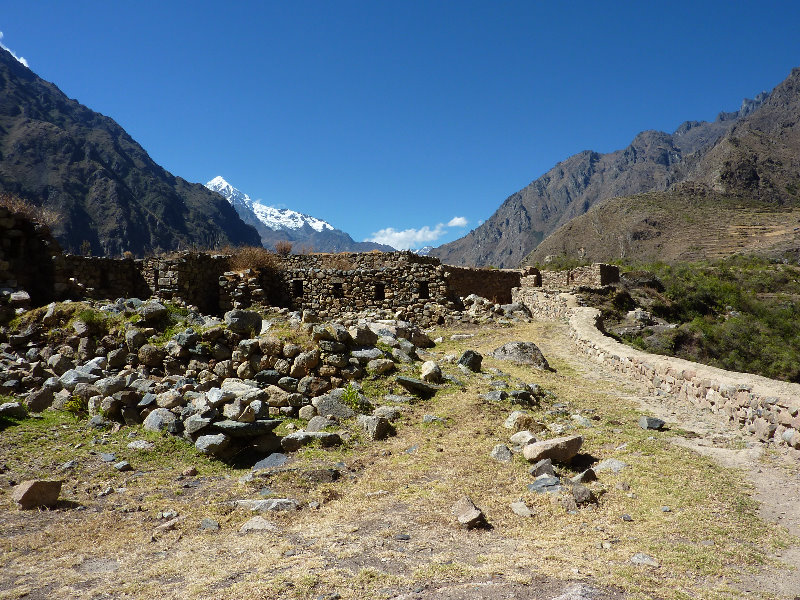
xmin=441 ymin=266 xmax=522 ymax=304
xmin=0 ymin=206 xmax=60 ymax=306
xmin=513 ymin=289 xmax=800 ymax=448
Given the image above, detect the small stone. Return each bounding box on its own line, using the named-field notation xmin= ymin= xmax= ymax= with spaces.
xmin=395 ymin=376 xmax=438 ymax=398
xmin=594 ymin=458 xmax=628 ymax=474
xmin=622 ymin=514 xmax=633 ymax=522
xmin=570 ymin=469 xmax=597 ymax=484
xmin=127 ymin=440 xmax=155 ymax=451
xmin=12 ymin=480 xmax=62 ymax=509
xmin=239 ymin=516 xmax=280 ymax=533
xmin=419 ymin=361 xmax=442 ymax=383
xmin=99 ymin=452 xmax=117 ymax=462
xmin=114 ymin=461 xmax=133 ymax=472
xmin=638 ymin=416 xmax=666 ymax=430
xmin=200 ymin=517 xmax=220 ymax=531
xmin=182 ymin=467 xmax=199 ymax=476
xmin=630 ymin=552 xmax=659 ymax=567
xmin=357 ymin=414 xmax=392 ymax=441
xmin=490 ymin=444 xmax=512 ymax=463
xmin=452 ymin=495 xmax=488 ymax=529
xmin=661 ymin=506 xmax=671 ymax=513
xmin=529 ymin=458 xmax=555 ymax=477
xmin=510 ymin=501 xmax=534 ymax=517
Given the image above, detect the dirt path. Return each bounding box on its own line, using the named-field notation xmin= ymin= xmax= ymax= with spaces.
xmin=534 ymin=320 xmax=800 ymax=598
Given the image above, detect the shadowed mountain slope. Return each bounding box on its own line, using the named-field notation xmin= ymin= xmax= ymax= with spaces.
xmin=0 ymin=48 xmax=261 ymax=255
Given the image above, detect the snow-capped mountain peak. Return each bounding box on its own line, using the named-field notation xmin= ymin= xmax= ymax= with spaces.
xmin=206 ymin=176 xmax=334 ymax=233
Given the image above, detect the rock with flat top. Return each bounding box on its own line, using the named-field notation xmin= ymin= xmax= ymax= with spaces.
xmin=522 ymin=435 xmax=583 ymax=464
xmin=12 ymin=480 xmax=62 ymax=509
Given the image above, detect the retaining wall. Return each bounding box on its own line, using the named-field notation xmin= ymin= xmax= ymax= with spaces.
xmin=514 ymin=289 xmax=800 ymax=448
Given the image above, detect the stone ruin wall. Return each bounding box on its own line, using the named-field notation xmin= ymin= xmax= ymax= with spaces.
xmin=440 ymin=265 xmax=521 ymax=304
xmin=57 ymin=255 xmax=150 ymax=301
xmin=0 ymin=206 xmax=61 ymax=308
xmin=143 ymin=254 xmax=230 ymax=315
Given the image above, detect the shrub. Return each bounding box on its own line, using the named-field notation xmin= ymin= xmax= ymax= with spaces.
xmin=64 ymin=395 xmax=89 ymax=419
xmin=0 ymin=192 xmax=60 ymax=228
xmin=224 ymin=246 xmax=280 ymax=271
xmin=274 ymin=240 xmax=293 ymax=257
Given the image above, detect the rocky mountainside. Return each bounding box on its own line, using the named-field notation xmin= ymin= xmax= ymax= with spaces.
xmin=431 ymin=90 xmax=769 ymax=268
xmin=206 ymin=176 xmax=393 ymax=253
xmin=0 ymin=48 xmax=261 ymax=255
xmin=526 ymin=68 xmax=800 ymax=265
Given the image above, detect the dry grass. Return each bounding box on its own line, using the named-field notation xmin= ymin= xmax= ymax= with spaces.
xmin=0 ymin=319 xmax=793 ymax=600
xmin=0 ymin=192 xmax=60 ymax=229
xmin=218 ymin=245 xmax=281 ymax=272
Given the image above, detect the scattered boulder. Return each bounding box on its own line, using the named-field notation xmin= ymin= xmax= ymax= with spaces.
xmin=490 ymin=342 xmax=550 ymax=369
xmin=239 ymin=516 xmax=280 ymax=533
xmin=522 ymin=435 xmax=583 ymax=464
xmin=420 ymin=361 xmax=442 ymax=383
xmin=0 ymin=401 xmax=28 ymax=419
xmin=395 ymin=376 xmax=438 ymax=399
xmin=490 ymin=444 xmax=512 ymax=463
xmin=638 ymin=415 xmax=666 ymax=430
xmin=452 ymin=495 xmax=488 ymax=529
xmin=12 ymin=480 xmax=62 ymax=509
xmin=357 ymin=415 xmax=392 ymax=441
xmin=457 ymin=350 xmax=482 ymax=372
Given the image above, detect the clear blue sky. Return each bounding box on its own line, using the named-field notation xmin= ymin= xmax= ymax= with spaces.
xmin=2 ymin=1 xmax=800 ymax=248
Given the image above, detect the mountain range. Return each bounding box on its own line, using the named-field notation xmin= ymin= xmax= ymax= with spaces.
xmin=205 ymin=177 xmax=393 ymax=253
xmin=524 ymin=68 xmax=800 ymax=265
xmin=0 ymin=47 xmax=260 ymax=255
xmin=431 ymin=87 xmax=777 ymax=268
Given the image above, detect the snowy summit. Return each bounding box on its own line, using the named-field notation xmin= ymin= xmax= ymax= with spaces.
xmin=206 ymin=176 xmax=333 ymax=233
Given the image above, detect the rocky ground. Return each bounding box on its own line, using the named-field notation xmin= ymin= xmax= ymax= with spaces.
xmin=0 ymin=299 xmax=797 ymax=600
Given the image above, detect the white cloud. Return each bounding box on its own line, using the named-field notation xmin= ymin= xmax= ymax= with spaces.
xmin=0 ymin=32 xmax=29 ymax=68
xmin=367 ymin=215 xmax=471 ymax=249
xmin=447 ymin=216 xmax=468 ymax=227
xmin=366 ymin=224 xmax=447 ymax=250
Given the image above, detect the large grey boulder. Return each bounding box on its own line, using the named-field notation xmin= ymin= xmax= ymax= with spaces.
xmin=195 ymin=433 xmax=231 ymax=456
xmin=357 ymin=415 xmax=392 ymax=440
xmin=491 ymin=342 xmax=550 ymax=369
xmin=522 ymin=435 xmax=583 ymax=464
xmin=143 ymin=408 xmax=177 ymax=432
xmin=0 ymin=402 xmax=28 ymax=419
xmin=138 ymin=301 xmax=168 ymax=321
xmin=224 ymin=310 xmax=263 ymax=336
xmin=457 ymin=350 xmax=482 ymax=372
xmin=25 ymin=388 xmax=54 ymax=412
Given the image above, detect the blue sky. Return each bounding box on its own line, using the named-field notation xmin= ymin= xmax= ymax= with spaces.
xmin=2 ymin=1 xmax=800 ymax=249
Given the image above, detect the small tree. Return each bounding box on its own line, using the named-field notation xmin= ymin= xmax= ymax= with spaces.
xmin=80 ymin=240 xmax=92 ymax=256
